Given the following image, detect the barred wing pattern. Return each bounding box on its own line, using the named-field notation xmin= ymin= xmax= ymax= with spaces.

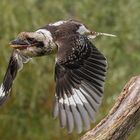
xmin=0 ymin=50 xmax=30 ymax=105
xmin=53 ymin=34 xmax=107 ymax=133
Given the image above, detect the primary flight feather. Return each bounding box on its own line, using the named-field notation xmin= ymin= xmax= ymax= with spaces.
xmin=0 ymin=19 xmax=115 ymax=133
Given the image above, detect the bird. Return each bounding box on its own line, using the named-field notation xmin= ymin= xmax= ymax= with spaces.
xmin=0 ymin=19 xmax=116 ymax=133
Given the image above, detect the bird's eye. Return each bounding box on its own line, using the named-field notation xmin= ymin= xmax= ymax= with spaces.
xmin=27 ymin=37 xmax=36 ymax=44
xmin=36 ymin=41 xmax=44 ymax=48
xmin=26 ymin=37 xmax=44 ymax=48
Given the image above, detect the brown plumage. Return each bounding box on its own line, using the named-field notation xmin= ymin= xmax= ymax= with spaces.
xmin=0 ymin=19 xmax=116 ymax=133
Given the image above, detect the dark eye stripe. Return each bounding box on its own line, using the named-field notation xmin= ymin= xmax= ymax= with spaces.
xmin=36 ymin=42 xmax=44 ymax=48
xmin=27 ymin=38 xmax=36 ymax=44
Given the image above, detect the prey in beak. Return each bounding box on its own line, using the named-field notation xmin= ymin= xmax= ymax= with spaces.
xmin=86 ymin=31 xmax=117 ymax=39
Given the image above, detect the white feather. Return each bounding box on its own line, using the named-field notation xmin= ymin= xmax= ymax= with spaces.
xmin=0 ymin=84 xmax=5 ymax=98
xmin=36 ymin=29 xmax=53 ymax=42
xmin=80 ymin=87 xmax=91 ymax=99
xmin=72 ymin=88 xmax=83 ymax=106
xmin=59 ymin=98 xmax=63 ymax=104
xmin=77 ymin=87 xmax=89 ymax=104
xmin=49 ymin=20 xmax=67 ymax=26
xmin=64 ymin=94 xmax=69 ymax=106
xmin=77 ymin=25 xmax=90 ymax=34
xmin=68 ymin=95 xmax=76 ymax=106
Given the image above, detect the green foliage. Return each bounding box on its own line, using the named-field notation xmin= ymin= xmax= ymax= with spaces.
xmin=0 ymin=0 xmax=140 ymax=139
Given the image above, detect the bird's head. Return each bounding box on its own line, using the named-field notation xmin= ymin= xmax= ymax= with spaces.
xmin=10 ymin=30 xmax=56 ymax=57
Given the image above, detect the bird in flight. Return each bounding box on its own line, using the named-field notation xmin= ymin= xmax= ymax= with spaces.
xmin=0 ymin=19 xmax=116 ymax=133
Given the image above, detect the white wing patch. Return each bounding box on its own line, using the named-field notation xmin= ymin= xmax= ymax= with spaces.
xmin=0 ymin=84 xmax=5 ymax=98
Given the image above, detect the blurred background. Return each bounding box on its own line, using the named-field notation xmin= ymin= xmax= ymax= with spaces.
xmin=0 ymin=0 xmax=140 ymax=140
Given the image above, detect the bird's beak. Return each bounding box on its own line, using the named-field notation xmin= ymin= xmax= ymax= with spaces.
xmin=9 ymin=38 xmax=30 ymax=49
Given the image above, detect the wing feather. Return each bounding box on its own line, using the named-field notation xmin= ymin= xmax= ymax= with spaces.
xmin=0 ymin=50 xmax=31 ymax=105
xmin=53 ymin=34 xmax=107 ymax=133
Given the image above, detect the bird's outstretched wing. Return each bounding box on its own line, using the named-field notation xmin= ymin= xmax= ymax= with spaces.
xmin=53 ymin=34 xmax=107 ymax=133
xmin=0 ymin=50 xmax=30 ymax=105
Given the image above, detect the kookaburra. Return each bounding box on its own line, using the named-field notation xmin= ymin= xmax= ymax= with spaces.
xmin=0 ymin=19 xmax=116 ymax=133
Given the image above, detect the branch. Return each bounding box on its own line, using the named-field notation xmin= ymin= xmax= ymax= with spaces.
xmin=81 ymin=76 xmax=140 ymax=140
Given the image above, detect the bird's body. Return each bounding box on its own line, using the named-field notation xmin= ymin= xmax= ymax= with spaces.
xmin=0 ymin=19 xmax=115 ymax=133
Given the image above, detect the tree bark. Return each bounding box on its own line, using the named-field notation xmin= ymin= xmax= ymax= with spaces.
xmin=81 ymin=76 xmax=140 ymax=140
